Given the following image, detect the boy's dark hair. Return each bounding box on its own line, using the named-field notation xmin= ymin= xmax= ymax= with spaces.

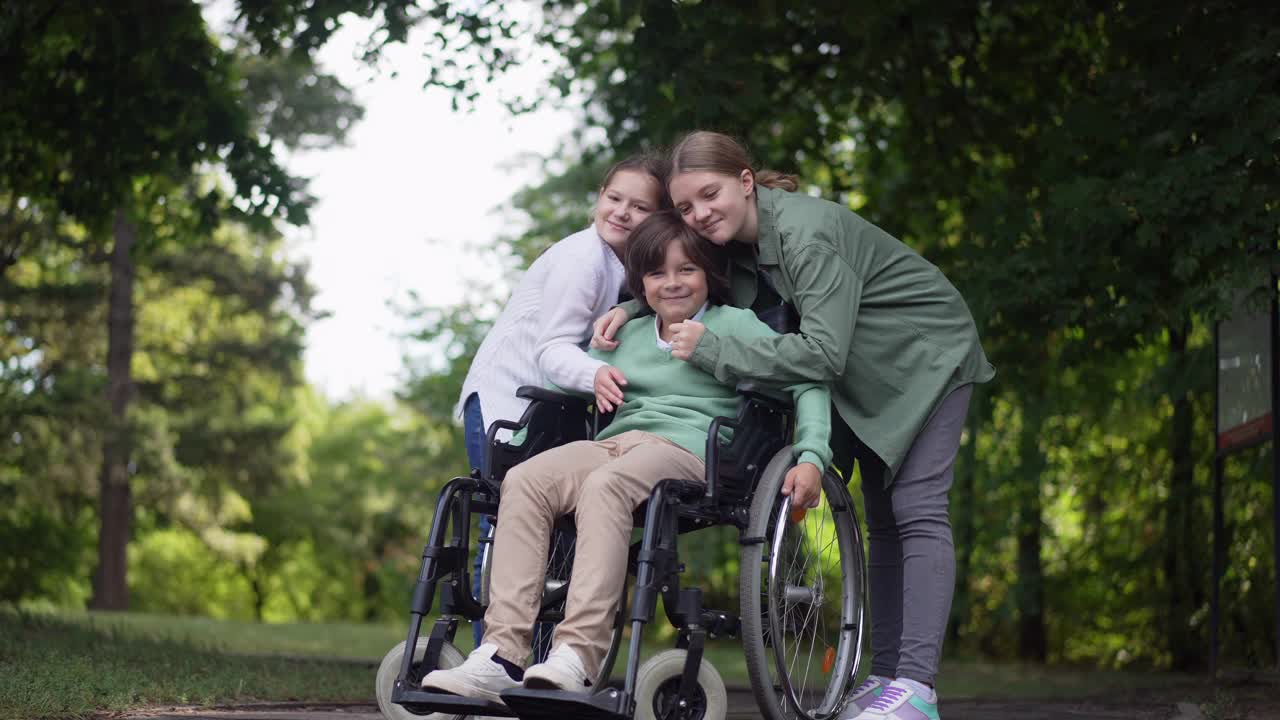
xmin=624 ymin=210 xmax=732 ymax=311
xmin=601 ymin=151 xmax=674 ymax=209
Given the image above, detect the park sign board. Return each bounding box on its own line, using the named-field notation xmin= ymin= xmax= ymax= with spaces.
xmin=1216 ymin=292 xmax=1274 ymax=452
xmin=1210 ymin=279 xmax=1280 ymax=676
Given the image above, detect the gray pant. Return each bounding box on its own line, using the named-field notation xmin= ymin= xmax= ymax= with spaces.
xmin=836 ymin=384 xmax=972 ymax=687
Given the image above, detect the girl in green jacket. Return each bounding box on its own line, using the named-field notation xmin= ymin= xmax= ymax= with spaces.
xmin=593 ymin=131 xmax=995 ymax=720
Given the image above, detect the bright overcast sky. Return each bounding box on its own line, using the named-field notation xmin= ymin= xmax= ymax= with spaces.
xmin=206 ymin=2 xmax=577 ymax=400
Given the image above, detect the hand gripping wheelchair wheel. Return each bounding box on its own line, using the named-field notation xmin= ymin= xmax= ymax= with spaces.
xmin=740 ymin=447 xmax=866 ymax=720
xmin=376 ymin=638 xmax=465 ymax=720
xmin=634 ymin=648 xmax=728 ymax=720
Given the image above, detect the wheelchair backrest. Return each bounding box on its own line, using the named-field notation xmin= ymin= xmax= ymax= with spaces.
xmin=707 ymin=395 xmax=794 ymax=506
xmin=754 ymin=268 xmax=801 ymax=334
xmin=709 ymin=297 xmax=800 ymax=504
xmin=754 ymin=301 xmax=800 ymax=335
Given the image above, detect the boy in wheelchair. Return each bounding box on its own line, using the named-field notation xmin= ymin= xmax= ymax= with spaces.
xmin=421 ymin=210 xmax=833 ymax=705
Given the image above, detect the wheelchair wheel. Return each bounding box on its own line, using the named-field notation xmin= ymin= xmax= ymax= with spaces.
xmin=375 ymin=638 xmax=465 ymax=720
xmin=741 ymin=447 xmax=866 ymax=720
xmin=634 ymin=649 xmax=728 ymax=720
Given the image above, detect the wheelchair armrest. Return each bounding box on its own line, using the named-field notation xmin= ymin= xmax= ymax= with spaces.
xmin=703 ymin=383 xmax=798 ymax=506
xmin=516 ymin=385 xmax=587 ymax=408
xmin=517 ymin=384 xmax=611 ymax=435
xmin=483 ymin=388 xmax=592 ymax=484
xmin=482 ymin=419 xmax=527 ymax=481
xmin=703 ymin=415 xmax=741 ymax=505
xmin=735 ymin=380 xmax=793 ymax=411
xmin=487 ymin=419 xmax=525 ymax=438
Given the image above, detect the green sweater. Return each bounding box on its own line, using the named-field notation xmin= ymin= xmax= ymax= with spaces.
xmin=622 ymin=186 xmax=994 ymax=486
xmin=561 ymin=304 xmax=832 ymax=471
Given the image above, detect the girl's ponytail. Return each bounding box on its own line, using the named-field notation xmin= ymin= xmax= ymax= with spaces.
xmin=754 ymin=169 xmax=799 ymax=192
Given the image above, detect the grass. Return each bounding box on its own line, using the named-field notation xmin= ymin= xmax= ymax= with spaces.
xmin=1 ymin=608 xmax=1224 ymax=720
xmin=49 ymin=609 xmax=407 ymax=660
xmin=0 ymin=609 xmax=384 ymax=720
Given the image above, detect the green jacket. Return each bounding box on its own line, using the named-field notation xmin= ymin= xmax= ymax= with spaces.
xmin=559 ymin=304 xmax=833 ymax=470
xmin=622 ymin=186 xmax=994 ymax=485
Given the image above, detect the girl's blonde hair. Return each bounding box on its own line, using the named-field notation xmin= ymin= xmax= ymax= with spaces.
xmin=669 ymin=131 xmax=799 ymax=192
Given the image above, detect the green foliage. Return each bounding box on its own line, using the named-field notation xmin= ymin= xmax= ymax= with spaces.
xmin=0 ymin=2 xmax=306 ymax=229
xmin=0 ymin=184 xmax=320 ymax=596
xmin=398 ymin=294 xmax=496 ymax=427
xmin=0 ymin=508 xmax=95 ymax=606
xmin=1 ymin=0 xmax=376 ymax=611
xmin=128 ymin=528 xmax=257 ymax=619
xmin=237 ymin=48 xmax=364 ymax=151
xmin=503 ymin=154 xmax=615 ymax=267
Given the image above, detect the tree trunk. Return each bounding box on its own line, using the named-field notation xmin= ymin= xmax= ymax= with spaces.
xmin=1015 ymin=395 xmax=1048 ymax=662
xmin=362 ymin=566 xmax=382 ymax=623
xmin=90 ymin=208 xmax=136 ymax=611
xmin=252 ymin=568 xmax=270 ymax=620
xmin=1165 ymin=323 xmax=1202 ymax=670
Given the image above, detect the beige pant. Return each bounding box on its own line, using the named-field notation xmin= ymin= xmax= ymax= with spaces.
xmin=482 ymin=430 xmax=706 ymax=675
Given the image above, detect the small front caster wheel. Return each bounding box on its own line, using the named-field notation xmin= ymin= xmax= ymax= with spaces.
xmin=375 ymin=638 xmax=465 ymax=720
xmin=634 ymin=648 xmax=728 ymax=720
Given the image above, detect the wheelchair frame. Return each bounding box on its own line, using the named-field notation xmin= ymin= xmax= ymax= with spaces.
xmin=385 ymin=383 xmax=861 ymax=720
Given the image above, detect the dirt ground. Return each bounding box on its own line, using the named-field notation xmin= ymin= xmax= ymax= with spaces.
xmin=112 ymin=680 xmax=1280 ymax=720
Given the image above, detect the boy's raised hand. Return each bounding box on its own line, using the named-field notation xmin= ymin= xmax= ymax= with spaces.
xmin=591 ymin=308 xmax=629 ymax=351
xmin=593 ymin=365 xmax=628 ymax=413
xmin=668 ymin=319 xmax=706 ymax=361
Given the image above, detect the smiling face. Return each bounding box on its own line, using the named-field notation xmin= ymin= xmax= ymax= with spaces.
xmin=669 ymin=169 xmax=756 ymax=245
xmin=594 ymin=169 xmax=662 ymax=251
xmin=641 ymin=239 xmax=710 ymax=331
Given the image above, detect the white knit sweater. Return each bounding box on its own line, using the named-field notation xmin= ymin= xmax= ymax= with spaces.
xmin=456 ymin=225 xmax=626 ymax=436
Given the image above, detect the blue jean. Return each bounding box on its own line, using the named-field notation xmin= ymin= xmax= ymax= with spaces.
xmin=463 ymin=393 xmax=490 ymax=647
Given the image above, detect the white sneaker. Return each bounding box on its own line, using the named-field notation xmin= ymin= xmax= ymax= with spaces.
xmin=846 ymin=679 xmax=940 ymax=720
xmin=420 ymin=643 xmax=521 ymax=704
xmin=839 ymin=675 xmax=889 ymax=718
xmin=522 ymin=644 xmax=592 ymax=692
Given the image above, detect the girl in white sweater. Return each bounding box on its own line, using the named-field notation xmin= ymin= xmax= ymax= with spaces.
xmin=457 ymin=154 xmax=670 ymax=645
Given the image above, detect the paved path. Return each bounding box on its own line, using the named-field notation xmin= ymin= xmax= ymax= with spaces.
xmin=112 ymin=691 xmax=1280 ymax=720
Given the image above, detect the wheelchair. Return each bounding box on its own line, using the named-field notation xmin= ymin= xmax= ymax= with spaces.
xmin=376 ymin=379 xmax=867 ymax=720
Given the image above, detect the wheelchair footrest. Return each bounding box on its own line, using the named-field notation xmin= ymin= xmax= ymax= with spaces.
xmin=392 ymin=688 xmax=516 ymax=717
xmin=500 ymin=687 xmax=629 ymax=720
